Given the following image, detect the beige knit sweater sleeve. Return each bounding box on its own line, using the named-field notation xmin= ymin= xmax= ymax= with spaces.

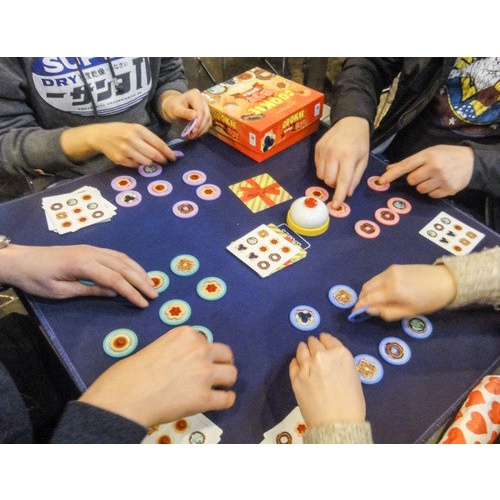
xmin=302 ymin=421 xmax=373 ymax=444
xmin=434 ymin=246 xmax=500 ymax=310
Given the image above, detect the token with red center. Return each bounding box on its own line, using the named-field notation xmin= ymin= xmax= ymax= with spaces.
xmin=196 ymin=277 xmax=227 ymax=301
xmin=147 ymin=180 xmax=173 ymax=197
xmin=182 ymin=170 xmax=207 ymax=186
xmin=102 ymin=328 xmax=138 ymax=358
xmin=147 ymin=270 xmax=170 ymax=293
xmin=196 ymin=183 xmax=221 ymax=200
xmin=111 ymin=175 xmax=137 ymax=191
xmin=170 ymin=254 xmax=200 ymax=276
xmin=327 ymin=201 xmax=351 ymax=218
xmin=159 ymin=299 xmax=192 ymax=325
xmin=305 ymin=186 xmax=329 ymax=202
xmin=367 ymin=175 xmax=390 ymax=191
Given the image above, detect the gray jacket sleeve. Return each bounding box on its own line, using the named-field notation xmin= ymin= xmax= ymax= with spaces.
xmin=50 ymin=401 xmax=147 ymax=444
xmin=153 ymin=58 xmax=189 ymax=120
xmin=0 ymin=58 xmax=77 ymax=178
xmin=434 ymin=246 xmax=500 ymax=310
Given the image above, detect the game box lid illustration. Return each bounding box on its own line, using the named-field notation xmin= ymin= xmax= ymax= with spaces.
xmin=201 ymin=67 xmax=324 ymax=162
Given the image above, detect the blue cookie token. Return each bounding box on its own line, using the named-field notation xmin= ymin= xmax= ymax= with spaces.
xmin=159 ymin=299 xmax=191 ymax=325
xmin=348 ymin=306 xmax=371 ymax=323
xmin=289 ymin=305 xmax=321 ymax=331
xmin=170 ymin=254 xmax=200 ymax=276
xmin=103 ymin=328 xmax=138 ymax=358
xmin=354 ymin=354 xmax=384 ymax=385
xmin=147 ymin=270 xmax=170 ymax=293
xmin=192 ymin=325 xmax=214 ymax=343
xmin=379 ymin=337 xmax=411 ymax=365
xmin=402 ymin=315 xmax=433 ymax=339
xmin=328 ymin=285 xmax=358 ymax=309
xmin=196 ymin=277 xmax=227 ymax=301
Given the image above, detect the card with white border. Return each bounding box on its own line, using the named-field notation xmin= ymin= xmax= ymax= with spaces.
xmin=419 ymin=211 xmax=485 ymax=255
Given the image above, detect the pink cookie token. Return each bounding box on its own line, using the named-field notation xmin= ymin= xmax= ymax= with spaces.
xmin=327 ymin=201 xmax=351 ymax=218
xmin=374 ymin=207 xmax=400 ymax=226
xmin=354 ymin=219 xmax=381 ymax=239
xmin=387 ymin=197 xmax=412 ymax=214
xmin=367 ymin=176 xmax=390 ymax=191
xmin=305 ymin=186 xmax=329 ymax=202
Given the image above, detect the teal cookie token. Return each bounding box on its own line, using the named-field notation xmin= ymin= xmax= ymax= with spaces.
xmin=147 ymin=270 xmax=170 ymax=293
xmin=196 ymin=277 xmax=227 ymax=301
xmin=159 ymin=299 xmax=191 ymax=325
xmin=192 ymin=325 xmax=214 ymax=343
xmin=170 ymin=254 xmax=200 ymax=277
xmin=103 ymin=328 xmax=138 ymax=358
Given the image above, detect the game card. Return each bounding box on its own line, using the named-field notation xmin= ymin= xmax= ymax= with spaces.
xmin=261 ymin=406 xmax=307 ymax=444
xmin=142 ymin=413 xmax=223 ymax=444
xmin=228 ymin=173 xmax=292 ymax=213
xmin=419 ymin=211 xmax=485 ymax=255
xmin=227 ymin=223 xmax=307 ymax=278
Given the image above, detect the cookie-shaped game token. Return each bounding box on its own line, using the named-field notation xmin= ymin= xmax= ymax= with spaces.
xmin=402 ymin=315 xmax=433 ymax=339
xmin=159 ymin=299 xmax=192 ymax=325
xmin=138 ymin=163 xmax=163 ymax=178
xmin=196 ymin=184 xmax=221 ymax=201
xmin=182 ymin=170 xmax=207 ymax=186
xmin=354 ymin=354 xmax=384 ymax=384
xmin=197 ymin=277 xmax=227 ymax=301
xmin=305 ymin=186 xmax=329 ymax=202
xmin=328 ymin=284 xmax=358 ymax=309
xmin=147 ymin=270 xmax=170 ymax=293
xmin=103 ymin=328 xmax=138 ymax=358
xmin=289 ymin=305 xmax=321 ymax=331
xmin=387 ymin=197 xmax=412 ymax=214
xmin=379 ymin=337 xmax=411 ymax=365
xmin=354 ymin=220 xmax=380 ymax=239
xmin=327 ymin=201 xmax=351 ymax=218
xmin=111 ymin=175 xmax=137 ymax=191
xmin=170 ymin=254 xmax=200 ymax=276
xmin=374 ymin=207 xmax=400 ymax=226
xmin=367 ymin=176 xmax=390 ymax=191
xmin=115 ymin=190 xmax=142 ymax=208
xmin=181 ymin=117 xmax=198 ymax=137
xmin=172 ymin=200 xmax=199 ymax=218
xmin=147 ymin=180 xmax=173 ymax=197
xmin=348 ymin=306 xmax=371 ymax=323
xmin=192 ymin=325 xmax=214 ymax=343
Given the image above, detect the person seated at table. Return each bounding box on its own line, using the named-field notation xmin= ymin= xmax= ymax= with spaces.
xmin=0 ymin=57 xmax=212 ymax=194
xmin=0 ymin=243 xmax=237 ymax=443
xmin=316 ymin=58 xmax=500 ymax=229
xmin=289 ymin=246 xmax=499 ymax=443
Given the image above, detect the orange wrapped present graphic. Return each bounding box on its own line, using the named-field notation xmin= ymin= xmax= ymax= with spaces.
xmin=229 ymin=173 xmax=292 ymax=213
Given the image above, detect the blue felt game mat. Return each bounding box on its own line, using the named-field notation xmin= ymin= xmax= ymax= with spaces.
xmin=1 ymin=130 xmax=498 ymax=444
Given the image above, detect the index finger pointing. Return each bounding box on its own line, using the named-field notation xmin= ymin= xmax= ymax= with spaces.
xmin=379 ymin=155 xmax=423 ymax=184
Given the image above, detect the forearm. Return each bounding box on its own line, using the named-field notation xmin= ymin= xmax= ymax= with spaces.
xmin=434 ymin=246 xmax=500 ymax=309
xmin=60 ymin=124 xmax=102 ymax=163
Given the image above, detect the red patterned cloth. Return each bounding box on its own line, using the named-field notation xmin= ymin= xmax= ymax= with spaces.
xmin=439 ymin=375 xmax=500 ymax=444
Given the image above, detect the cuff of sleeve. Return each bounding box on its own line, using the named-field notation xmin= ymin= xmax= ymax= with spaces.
xmin=302 ymin=421 xmax=373 ymax=444
xmin=434 ymin=247 xmax=500 ymax=309
xmin=50 ymin=401 xmax=147 ymax=444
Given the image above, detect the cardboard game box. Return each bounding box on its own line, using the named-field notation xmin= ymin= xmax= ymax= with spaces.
xmin=201 ymin=67 xmax=324 ymax=162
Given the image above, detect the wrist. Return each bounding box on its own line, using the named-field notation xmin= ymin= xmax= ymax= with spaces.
xmin=160 ymin=90 xmax=181 ymax=123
